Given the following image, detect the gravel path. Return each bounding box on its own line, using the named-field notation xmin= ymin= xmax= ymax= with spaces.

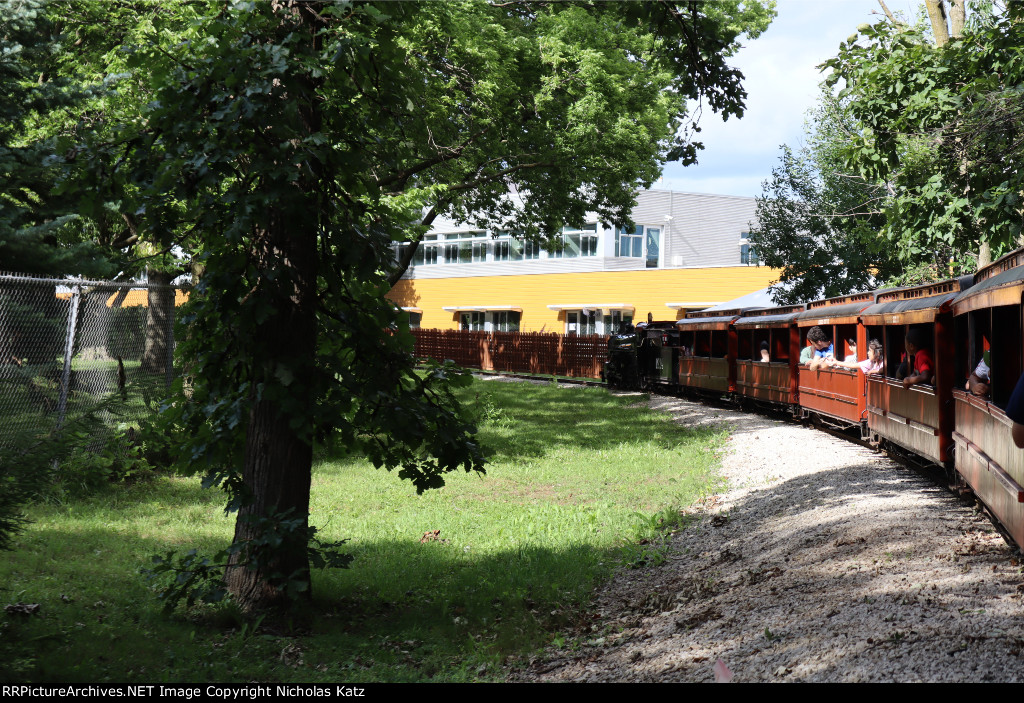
xmin=514 ymin=395 xmax=1024 ymax=683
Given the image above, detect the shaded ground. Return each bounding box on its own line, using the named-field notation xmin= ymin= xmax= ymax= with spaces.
xmin=513 ymin=395 xmax=1024 ymax=683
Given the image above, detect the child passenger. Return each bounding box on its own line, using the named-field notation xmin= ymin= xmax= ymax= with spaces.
xmin=806 ymin=326 xmax=834 ymax=370
xmin=965 ymin=356 xmax=991 ymax=398
xmin=900 ymin=328 xmax=934 ymax=388
xmin=829 ymin=339 xmax=883 ymax=375
xmin=844 ymin=339 xmax=858 ymax=363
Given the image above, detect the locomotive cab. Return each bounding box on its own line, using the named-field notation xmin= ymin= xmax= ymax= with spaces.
xmin=603 ymin=328 xmax=641 ymax=389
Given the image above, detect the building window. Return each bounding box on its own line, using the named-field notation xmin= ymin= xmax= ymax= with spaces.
xmin=645 ymin=227 xmax=660 ymax=268
xmin=416 ymin=244 xmax=439 ymax=265
xmin=460 ymin=312 xmax=485 ymax=331
xmin=522 ymin=240 xmax=540 ymax=260
xmin=493 ymin=311 xmax=520 ymax=332
xmin=603 ymin=310 xmax=633 ymax=334
xmin=615 ymin=226 xmax=643 ymax=257
xmin=407 ymin=312 xmax=422 ymax=328
xmin=740 ymin=234 xmax=758 ymax=265
xmin=566 ymin=310 xmax=598 ymax=335
xmin=494 ymin=239 xmax=511 ymax=261
xmin=615 ymin=225 xmax=659 ymax=266
xmin=472 ymin=241 xmax=487 ymax=263
xmin=556 ymin=224 xmax=598 ymax=259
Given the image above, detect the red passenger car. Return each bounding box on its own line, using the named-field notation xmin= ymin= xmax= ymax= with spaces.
xmin=676 ymin=307 xmax=754 ymax=396
xmin=861 ymin=278 xmax=971 ymax=467
xmin=794 ymin=292 xmax=876 ymax=429
xmin=952 ymin=249 xmax=1024 ymax=546
xmin=733 ymin=305 xmax=805 ymax=411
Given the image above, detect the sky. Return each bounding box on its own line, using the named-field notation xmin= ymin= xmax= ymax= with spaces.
xmin=656 ymin=0 xmax=925 ymax=198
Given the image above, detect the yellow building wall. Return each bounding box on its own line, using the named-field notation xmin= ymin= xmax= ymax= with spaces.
xmin=387 ymin=267 xmax=780 ymax=331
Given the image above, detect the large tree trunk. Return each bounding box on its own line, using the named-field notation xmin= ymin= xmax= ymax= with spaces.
xmin=140 ymin=269 xmax=175 ymax=375
xmin=925 ymin=0 xmax=951 ymax=46
xmin=978 ymin=240 xmax=992 ymax=269
xmin=224 ymin=213 xmax=319 ymax=612
xmin=949 ymin=0 xmax=966 ymax=39
xmin=224 ymin=1 xmax=323 ymax=613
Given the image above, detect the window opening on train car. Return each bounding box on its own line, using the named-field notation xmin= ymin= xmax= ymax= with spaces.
xmin=966 ymin=353 xmax=991 ymax=398
xmin=1006 ymin=372 xmax=1024 ymax=448
xmin=695 ymin=331 xmax=711 ymax=357
xmin=831 ymin=338 xmax=883 ymax=375
xmin=884 ymin=326 xmax=907 ymax=379
xmin=806 ymin=326 xmax=834 ymax=370
xmin=773 ymin=331 xmax=789 ymax=362
xmin=752 ymin=330 xmax=769 ymax=361
xmin=991 ymin=304 xmax=1022 ymax=407
xmin=900 ymin=326 xmax=934 ymax=388
xmin=711 ymin=330 xmax=728 ymax=358
xmin=799 ymin=331 xmax=815 ymax=366
xmin=963 ymin=310 xmax=991 ymax=398
xmin=679 ymin=330 xmax=695 ymax=356
xmin=739 ymin=330 xmax=754 ymax=360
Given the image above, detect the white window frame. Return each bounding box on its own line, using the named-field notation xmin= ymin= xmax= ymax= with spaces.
xmin=615 ymin=225 xmax=661 ymax=267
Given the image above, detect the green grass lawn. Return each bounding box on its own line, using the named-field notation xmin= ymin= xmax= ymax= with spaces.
xmin=1 ymin=380 xmax=726 ymax=683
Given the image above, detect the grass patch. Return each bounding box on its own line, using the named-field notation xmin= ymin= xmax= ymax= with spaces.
xmin=0 ymin=379 xmax=726 ymax=682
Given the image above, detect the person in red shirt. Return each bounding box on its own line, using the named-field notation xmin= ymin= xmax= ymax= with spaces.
xmin=901 ymin=327 xmax=934 ymax=389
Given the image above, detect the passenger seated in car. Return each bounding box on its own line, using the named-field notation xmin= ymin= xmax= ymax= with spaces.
xmin=965 ymin=356 xmax=991 ymax=398
xmin=759 ymin=341 xmax=771 ymax=362
xmin=900 ymin=328 xmax=934 ymax=388
xmin=829 ymin=338 xmax=883 ymax=375
xmin=799 ymin=338 xmax=814 ymax=365
xmin=1007 ymin=373 xmax=1024 ymax=448
xmin=806 ymin=326 xmax=834 ymax=370
xmin=844 ymin=339 xmax=858 ymax=363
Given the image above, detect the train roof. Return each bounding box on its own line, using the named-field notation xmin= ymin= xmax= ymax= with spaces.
xmin=861 ymin=276 xmax=973 ymax=325
xmin=953 ymin=247 xmax=1024 ymax=315
xmin=676 ymin=306 xmax=762 ymax=331
xmin=794 ymin=290 xmax=878 ymax=326
xmin=733 ymin=304 xmax=806 ymax=329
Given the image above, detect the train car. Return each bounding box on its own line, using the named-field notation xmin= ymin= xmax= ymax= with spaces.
xmin=637 ymin=321 xmax=683 ymax=390
xmin=860 ymin=277 xmax=973 ymax=467
xmin=602 ymin=327 xmax=641 ymax=389
xmin=603 ymin=320 xmax=680 ymax=390
xmin=793 ymin=292 xmax=876 ymax=429
xmin=676 ymin=307 xmax=757 ymax=396
xmin=733 ymin=304 xmax=805 ymax=411
xmin=952 ymin=249 xmax=1024 ymax=547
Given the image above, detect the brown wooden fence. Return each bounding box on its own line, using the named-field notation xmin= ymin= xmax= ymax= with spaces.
xmin=411 ymin=329 xmax=609 ymax=379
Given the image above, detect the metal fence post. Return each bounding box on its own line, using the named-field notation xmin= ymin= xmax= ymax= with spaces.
xmin=56 ymin=284 xmax=82 ymax=430
xmin=165 ymin=297 xmax=175 ymax=390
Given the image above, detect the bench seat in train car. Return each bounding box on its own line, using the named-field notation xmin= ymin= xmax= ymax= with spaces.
xmin=794 ymin=292 xmax=876 ymax=428
xmin=733 ymin=305 xmax=805 ymax=408
xmin=860 ymin=278 xmax=971 ymax=467
xmin=675 ymin=308 xmax=754 ymax=395
xmin=952 ymin=249 xmax=1024 ymax=547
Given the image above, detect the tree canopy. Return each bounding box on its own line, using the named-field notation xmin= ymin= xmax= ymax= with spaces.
xmin=824 ymin=0 xmax=1023 ymax=270
xmin=750 ymin=91 xmax=898 ymax=304
xmin=752 ymin=0 xmax=1024 ymax=302
xmin=9 ymin=0 xmax=775 ymax=611
xmin=0 ymin=0 xmax=115 ymax=276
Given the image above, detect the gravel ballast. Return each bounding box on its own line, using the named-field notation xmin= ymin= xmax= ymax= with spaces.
xmin=515 ymin=395 xmax=1024 ymax=683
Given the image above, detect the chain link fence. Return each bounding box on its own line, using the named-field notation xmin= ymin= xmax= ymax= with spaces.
xmin=0 ymin=272 xmax=186 ymax=458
